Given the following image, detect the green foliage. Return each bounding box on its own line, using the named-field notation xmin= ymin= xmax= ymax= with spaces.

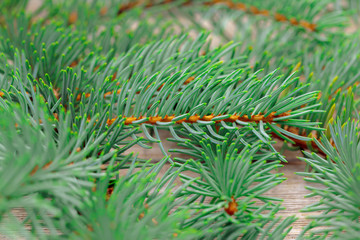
xmin=297 ymin=119 xmax=360 ymax=239
xmin=1 ymin=0 xmax=360 ymax=239
xmin=171 ymin=129 xmax=296 ymax=239
xmin=0 ymin=103 xmax=107 ymax=238
xmin=67 ymin=160 xmax=200 ymax=240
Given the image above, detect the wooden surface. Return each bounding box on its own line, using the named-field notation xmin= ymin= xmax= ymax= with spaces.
xmin=267 ymin=159 xmax=320 ymax=239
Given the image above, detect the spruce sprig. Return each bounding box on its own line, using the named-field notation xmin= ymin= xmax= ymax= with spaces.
xmin=297 ymin=119 xmax=360 ymax=239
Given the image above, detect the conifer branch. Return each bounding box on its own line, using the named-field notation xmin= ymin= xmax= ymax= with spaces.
xmin=115 ymin=0 xmax=319 ymax=32
xmin=297 ymin=119 xmax=360 ymax=239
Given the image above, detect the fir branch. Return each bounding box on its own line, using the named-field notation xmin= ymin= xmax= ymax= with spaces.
xmin=168 ymin=127 xmax=295 ymax=239
xmin=66 ymin=159 xmax=201 ymax=240
xmin=0 ymin=103 xmax=107 ymax=238
xmin=297 ymin=119 xmax=360 ymax=239
xmin=0 ymin=27 xmax=322 ymax=146
xmin=114 ymin=0 xmax=339 ymax=32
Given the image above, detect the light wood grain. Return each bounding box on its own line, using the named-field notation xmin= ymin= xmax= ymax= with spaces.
xmin=267 ymin=160 xmax=320 ymax=239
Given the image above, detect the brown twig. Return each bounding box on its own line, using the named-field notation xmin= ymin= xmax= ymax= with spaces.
xmin=115 ymin=0 xmax=317 ymax=32
xmin=224 ymin=196 xmax=238 ymax=215
xmin=103 ymin=111 xmax=291 ymax=126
